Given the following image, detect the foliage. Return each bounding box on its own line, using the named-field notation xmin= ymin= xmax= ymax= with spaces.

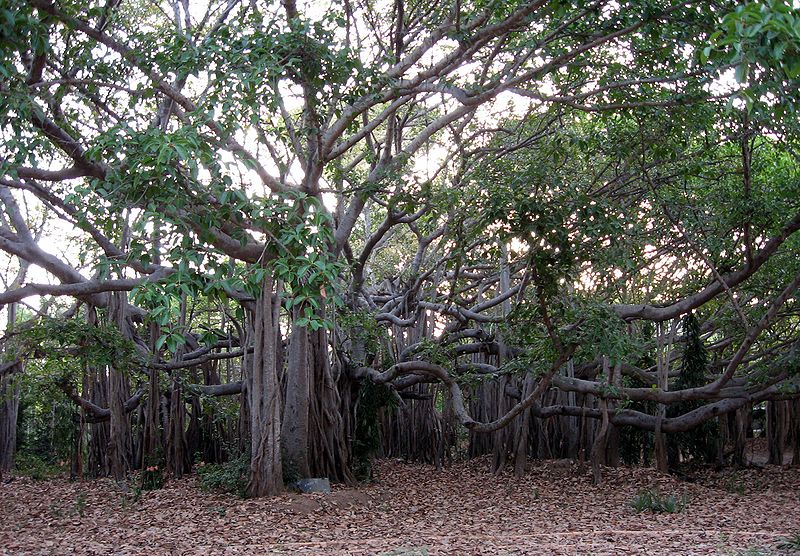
xmin=7 ymin=317 xmax=142 ymax=377
xmin=776 ymin=531 xmax=800 ymax=551
xmin=197 ymin=451 xmax=250 ymax=498
xmin=668 ymin=312 xmax=718 ymax=465
xmin=353 ymin=381 xmax=397 ymax=481
xmin=141 ymin=449 xmax=165 ymax=491
xmin=618 ymin=374 xmax=657 ymax=465
xmin=338 ymin=309 xmax=391 ymax=366
xmin=14 ymin=366 xmax=74 ymax=471
xmin=13 ymin=452 xmax=65 ymax=480
xmin=2 ymin=0 xmax=800 ymax=500
xmin=629 ymin=488 xmax=689 ymax=513
xmin=415 ymin=338 xmax=457 ymax=371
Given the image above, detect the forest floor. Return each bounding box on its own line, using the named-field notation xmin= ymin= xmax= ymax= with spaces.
xmin=1 ymin=455 xmax=798 ymax=556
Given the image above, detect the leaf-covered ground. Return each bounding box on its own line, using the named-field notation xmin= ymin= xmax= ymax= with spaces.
xmin=1 ymin=458 xmax=798 ymax=555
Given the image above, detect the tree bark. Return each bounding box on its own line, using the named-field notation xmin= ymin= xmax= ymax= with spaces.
xmin=246 ymin=275 xmax=283 ymax=497
xmin=767 ymin=400 xmax=786 ymax=465
xmin=107 ymin=292 xmax=132 ymax=481
xmin=282 ymin=308 xmax=311 ymax=478
xmin=0 ymin=273 xmax=25 ymax=476
xmin=0 ymin=367 xmax=20 ymax=474
xmin=308 ymin=311 xmax=355 ymax=483
xmin=732 ymin=406 xmax=748 ymax=467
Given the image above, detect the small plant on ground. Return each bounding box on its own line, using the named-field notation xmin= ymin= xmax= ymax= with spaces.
xmin=48 ymin=502 xmax=63 ymax=519
xmin=197 ymin=451 xmax=250 ymax=498
xmin=629 ymin=488 xmax=688 ymax=513
xmin=140 ymin=449 xmax=165 ymax=491
xmin=734 ymin=548 xmax=770 ymax=556
xmin=378 ymin=548 xmax=429 ymax=556
xmin=723 ymin=472 xmax=747 ymax=495
xmin=74 ymin=493 xmax=87 ymax=517
xmin=777 ymin=531 xmax=800 ymax=551
xmin=13 ymin=453 xmax=63 ymax=480
xmin=141 ymin=465 xmax=164 ymax=491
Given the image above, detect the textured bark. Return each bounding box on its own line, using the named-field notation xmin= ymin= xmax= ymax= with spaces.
xmin=767 ymin=400 xmax=786 ymax=465
xmin=654 ymin=322 xmax=673 ymax=473
xmin=308 ymin=314 xmax=355 ymax=483
xmin=732 ymin=406 xmax=749 ymax=467
xmin=591 ymin=358 xmax=612 ymax=484
xmin=513 ymin=374 xmax=534 ymax=477
xmin=166 ymin=375 xmax=190 ymax=477
xmin=282 ymin=310 xmax=311 ymax=478
xmin=1 ymin=303 xmax=21 ymax=474
xmin=591 ymin=397 xmax=610 ymax=485
xmin=0 ymin=369 xmax=20 ymax=474
xmin=143 ymin=321 xmax=162 ymax=468
xmin=792 ymin=399 xmax=800 ymax=466
xmin=107 ymin=292 xmax=132 ymax=480
xmin=87 ymin=366 xmax=109 ymax=476
xmin=246 ymin=276 xmax=283 ymax=497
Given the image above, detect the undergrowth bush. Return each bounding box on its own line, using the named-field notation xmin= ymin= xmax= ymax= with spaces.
xmin=197 ymin=452 xmax=249 ymax=498
xmin=14 ymin=452 xmax=64 ymax=480
xmin=777 ymin=531 xmax=800 ymax=551
xmin=629 ymin=488 xmax=688 ymax=513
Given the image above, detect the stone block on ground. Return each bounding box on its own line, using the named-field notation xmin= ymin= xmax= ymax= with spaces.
xmin=291 ymin=478 xmax=331 ymax=493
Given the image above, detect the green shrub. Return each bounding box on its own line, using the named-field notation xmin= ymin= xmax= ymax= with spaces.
xmin=14 ymin=452 xmax=63 ymax=480
xmin=197 ymin=452 xmax=249 ymax=498
xmin=140 ymin=450 xmax=165 ymax=490
xmin=353 ymin=380 xmax=396 ymax=481
xmin=141 ymin=465 xmax=164 ymax=490
xmin=776 ymin=531 xmax=800 ymax=551
xmin=629 ymin=488 xmax=688 ymax=513
xmin=281 ymin=454 xmax=302 ymax=486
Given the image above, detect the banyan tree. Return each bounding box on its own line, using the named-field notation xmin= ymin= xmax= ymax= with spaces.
xmin=1 ymin=0 xmax=799 ymax=495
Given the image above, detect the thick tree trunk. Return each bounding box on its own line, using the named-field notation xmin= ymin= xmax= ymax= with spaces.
xmin=591 ymin=398 xmax=610 ymax=485
xmin=0 ymin=368 xmax=20 ymax=474
xmin=791 ymin=399 xmax=800 ymax=467
xmin=282 ymin=309 xmax=311 ymax=478
xmin=246 ymin=276 xmax=283 ymax=497
xmin=87 ymin=367 xmax=109 ymax=476
xmin=143 ymin=322 xmax=162 ymax=468
xmin=513 ymin=374 xmax=534 ymax=477
xmin=654 ymin=322 xmax=671 ymax=473
xmin=107 ymin=292 xmax=132 ymax=481
xmin=308 ymin=312 xmax=355 ymax=483
xmin=143 ymin=229 xmax=163 ymax=470
xmin=767 ymin=400 xmax=786 ymax=465
xmin=107 ymin=368 xmax=131 ymax=480
xmin=732 ymin=406 xmax=749 ymax=467
xmin=1 ymin=303 xmax=21 ymax=475
xmin=591 ymin=358 xmax=612 ymax=484
xmin=166 ymin=375 xmax=190 ymax=477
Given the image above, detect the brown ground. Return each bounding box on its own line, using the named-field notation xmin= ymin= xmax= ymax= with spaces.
xmin=1 ymin=458 xmax=798 ymax=555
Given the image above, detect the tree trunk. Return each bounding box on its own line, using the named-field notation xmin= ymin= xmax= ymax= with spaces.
xmin=513 ymin=374 xmax=534 ymax=477
xmin=143 ymin=322 xmax=162 ymax=468
xmin=246 ymin=276 xmax=283 ymax=497
xmin=653 ymin=322 xmax=671 ymax=473
xmin=166 ymin=374 xmax=189 ymax=477
xmin=591 ymin=358 xmax=612 ymax=484
xmin=791 ymin=399 xmax=800 ymax=467
xmin=732 ymin=406 xmax=748 ymax=467
xmin=0 ymin=367 xmax=20 ymax=475
xmin=308 ymin=310 xmax=355 ymax=483
xmin=1 ymin=302 xmax=21 ymax=476
xmin=107 ymin=292 xmax=132 ymax=481
xmin=767 ymin=400 xmax=786 ymax=465
xmin=282 ymin=309 xmax=311 ymax=478
xmin=88 ymin=366 xmax=109 ymax=477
